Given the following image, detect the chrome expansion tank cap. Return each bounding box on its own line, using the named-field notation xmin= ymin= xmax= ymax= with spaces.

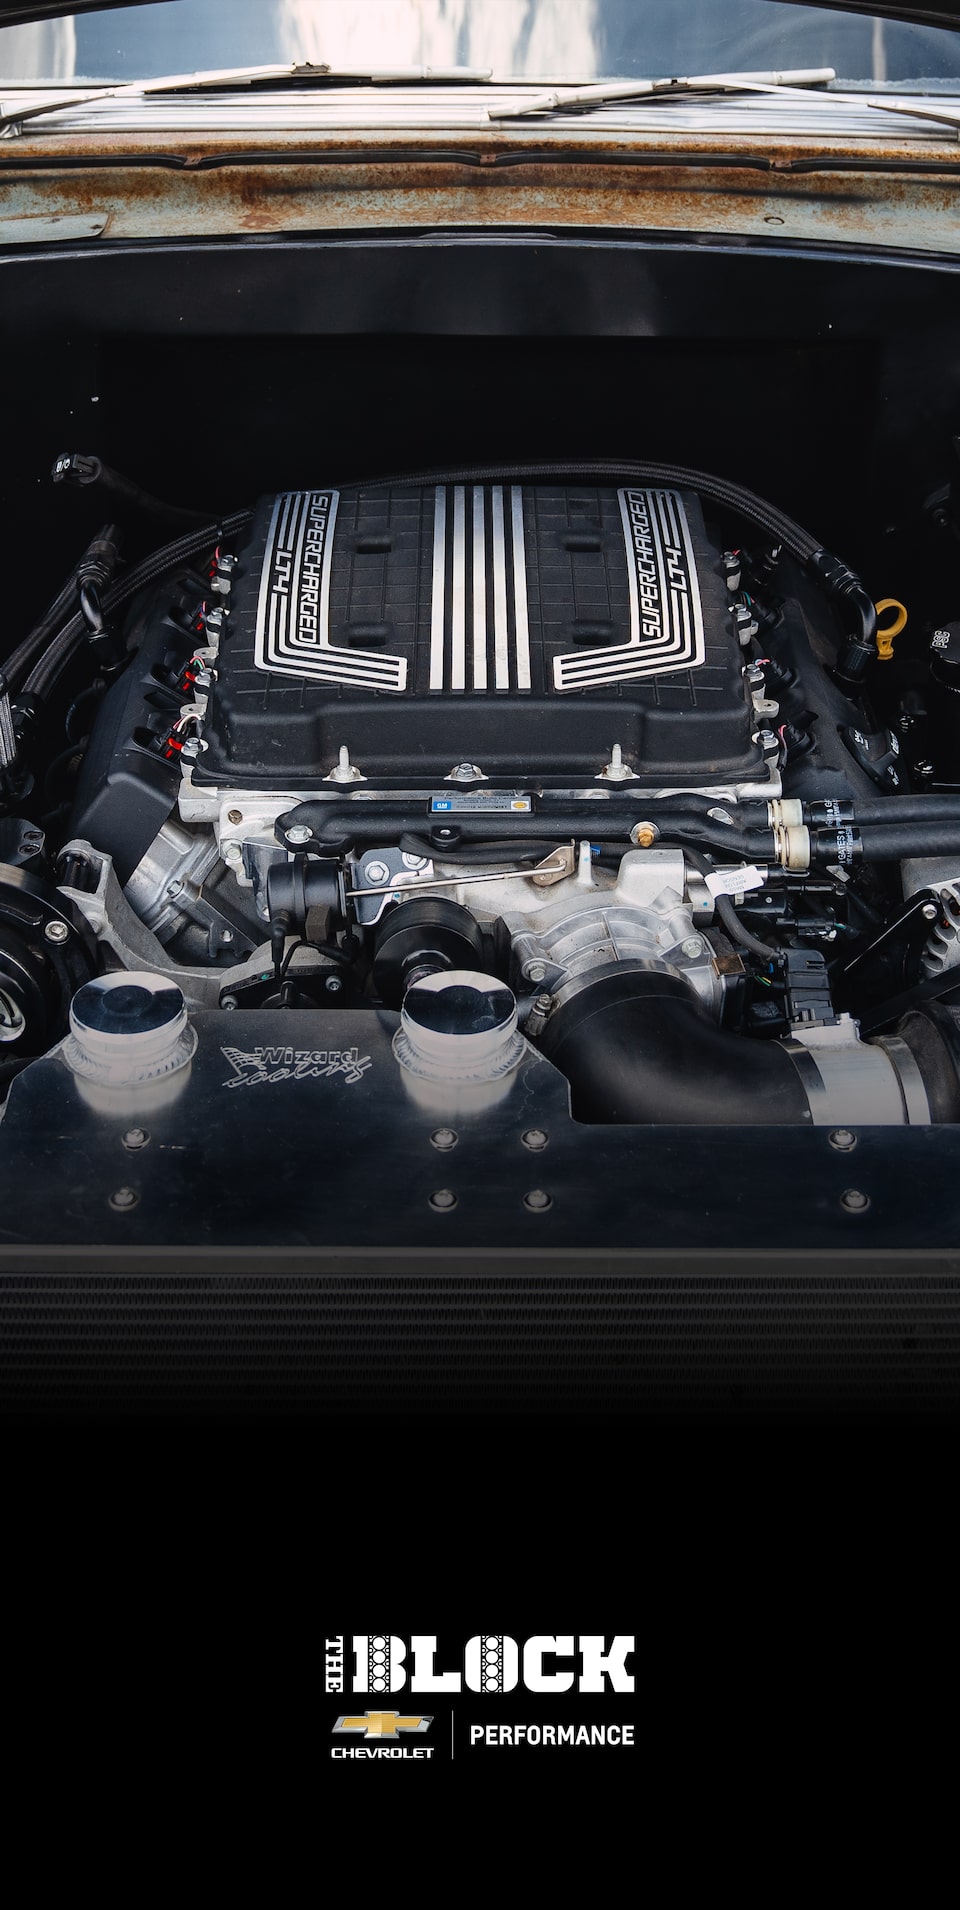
xmin=66 ymin=971 xmax=197 ymax=1086
xmin=394 ymin=970 xmax=525 ymax=1083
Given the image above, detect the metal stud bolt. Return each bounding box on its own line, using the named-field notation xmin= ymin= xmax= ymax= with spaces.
xmin=109 ymin=1186 xmax=139 ymax=1212
xmin=841 ymin=1188 xmax=870 ymax=1213
xmin=524 ymin=1189 xmax=553 ymax=1212
xmin=521 ymin=1130 xmax=549 ymax=1152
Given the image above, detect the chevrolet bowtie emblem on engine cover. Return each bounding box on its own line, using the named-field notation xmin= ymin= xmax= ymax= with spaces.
xmin=332 ymin=1711 xmax=434 ymax=1739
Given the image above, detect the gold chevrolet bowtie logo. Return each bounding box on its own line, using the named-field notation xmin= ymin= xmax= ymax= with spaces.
xmin=333 ymin=1711 xmax=433 ymax=1739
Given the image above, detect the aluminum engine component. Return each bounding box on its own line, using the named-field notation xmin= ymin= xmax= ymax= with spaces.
xmin=901 ymin=857 xmax=960 ymax=978
xmin=123 ymin=817 xmax=221 ymax=943
xmin=491 ymin=847 xmax=723 ymax=1013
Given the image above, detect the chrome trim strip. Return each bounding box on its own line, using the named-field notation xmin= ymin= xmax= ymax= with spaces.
xmin=472 ymin=485 xmax=487 ymax=692
xmin=430 ymin=484 xmax=447 ymax=692
xmin=254 ymin=490 xmax=407 ymax=693
xmin=618 ymin=486 xmax=640 ymax=644
xmin=451 ymin=484 xmax=466 ymax=692
xmin=491 ymin=485 xmax=509 ymax=691
xmin=511 ymin=486 xmax=531 ymax=693
xmin=554 ymin=488 xmax=704 ymax=692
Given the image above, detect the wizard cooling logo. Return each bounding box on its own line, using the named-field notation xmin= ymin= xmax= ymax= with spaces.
xmin=221 ymin=1045 xmax=372 ymax=1088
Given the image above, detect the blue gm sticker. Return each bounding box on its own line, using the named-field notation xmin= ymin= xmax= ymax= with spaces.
xmin=430 ymin=794 xmax=533 ymax=813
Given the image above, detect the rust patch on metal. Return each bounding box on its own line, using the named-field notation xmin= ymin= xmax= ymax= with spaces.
xmin=1 ymin=125 xmax=958 ymax=254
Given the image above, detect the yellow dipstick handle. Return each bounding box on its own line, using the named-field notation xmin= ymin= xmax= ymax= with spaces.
xmin=875 ymin=598 xmax=908 ymax=659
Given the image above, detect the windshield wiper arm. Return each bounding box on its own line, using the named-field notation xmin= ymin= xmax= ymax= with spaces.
xmin=486 ymin=69 xmax=839 ymax=120
xmin=866 ymin=97 xmax=960 ymax=136
xmin=0 ymin=61 xmax=493 ymax=137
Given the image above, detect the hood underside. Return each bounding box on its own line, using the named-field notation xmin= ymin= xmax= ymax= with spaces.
xmin=1 ymin=1 xmax=960 ymax=38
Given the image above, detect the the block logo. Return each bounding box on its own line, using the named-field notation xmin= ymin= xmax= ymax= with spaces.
xmin=326 ymin=1634 xmax=634 ymax=1695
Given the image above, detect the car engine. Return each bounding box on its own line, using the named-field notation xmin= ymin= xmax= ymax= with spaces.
xmin=5 ymin=454 xmax=960 ymax=1132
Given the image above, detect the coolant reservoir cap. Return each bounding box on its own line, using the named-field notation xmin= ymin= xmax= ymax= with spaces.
xmin=66 ymin=971 xmax=197 ymax=1086
xmin=395 ymin=970 xmax=525 ymax=1082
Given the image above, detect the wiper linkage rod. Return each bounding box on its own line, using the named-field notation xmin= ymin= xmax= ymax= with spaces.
xmin=0 ymin=60 xmax=493 ymax=137
xmin=486 ymin=68 xmax=839 ymax=120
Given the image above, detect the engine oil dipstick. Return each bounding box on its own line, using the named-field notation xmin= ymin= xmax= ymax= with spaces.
xmin=875 ymin=599 xmax=908 ymax=660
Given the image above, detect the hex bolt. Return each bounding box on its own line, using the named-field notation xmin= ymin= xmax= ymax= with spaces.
xmin=521 ymin=1129 xmax=549 ymax=1152
xmin=431 ymin=1128 xmax=459 ymax=1151
xmin=829 ymin=1128 xmax=857 ymax=1152
xmin=429 ymin=1188 xmax=458 ymax=1212
xmin=524 ymin=960 xmax=548 ymax=984
xmin=44 ymin=920 xmax=70 ymax=945
xmin=365 ymin=861 xmax=390 ymax=885
xmin=524 ymin=1189 xmax=553 ymax=1212
xmin=166 ymin=880 xmax=184 ymax=899
xmin=841 ymin=1188 xmax=870 ymax=1213
xmin=922 ymin=902 xmax=939 ymax=921
xmin=227 ymin=808 xmax=243 ymax=825
xmin=109 ymin=1186 xmax=139 ymax=1212
xmin=286 ymin=824 xmax=312 ymax=846
xmin=122 ymin=1129 xmax=150 ymax=1152
xmin=535 ymin=993 xmax=554 ymax=1015
xmin=681 ymin=936 xmax=704 ymax=960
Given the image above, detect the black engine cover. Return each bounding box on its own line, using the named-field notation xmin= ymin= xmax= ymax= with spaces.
xmin=193 ymin=482 xmax=765 ymax=788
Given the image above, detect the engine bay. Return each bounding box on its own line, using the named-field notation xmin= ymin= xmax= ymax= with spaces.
xmin=4 ymin=443 xmax=960 ymax=1144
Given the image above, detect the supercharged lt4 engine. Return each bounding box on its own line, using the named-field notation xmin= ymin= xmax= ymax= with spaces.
xmin=5 ymin=455 xmax=960 ymax=1138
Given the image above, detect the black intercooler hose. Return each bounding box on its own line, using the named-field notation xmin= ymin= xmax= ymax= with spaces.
xmin=539 ymin=970 xmax=811 ymax=1124
xmin=820 ymin=823 xmax=960 ymax=862
xmin=811 ymin=795 xmax=960 ymax=825
xmin=345 ymin=458 xmax=878 ymax=683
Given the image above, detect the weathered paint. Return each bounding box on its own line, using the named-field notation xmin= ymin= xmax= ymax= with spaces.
xmin=1 ymin=126 xmax=958 ymax=256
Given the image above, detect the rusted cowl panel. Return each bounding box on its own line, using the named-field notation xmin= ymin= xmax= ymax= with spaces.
xmin=1 ymin=126 xmax=958 ymax=254
xmin=1 ymin=154 xmax=959 ymax=255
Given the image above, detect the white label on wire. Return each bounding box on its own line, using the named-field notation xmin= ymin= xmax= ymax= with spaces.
xmin=704 ymin=865 xmax=767 ymax=898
